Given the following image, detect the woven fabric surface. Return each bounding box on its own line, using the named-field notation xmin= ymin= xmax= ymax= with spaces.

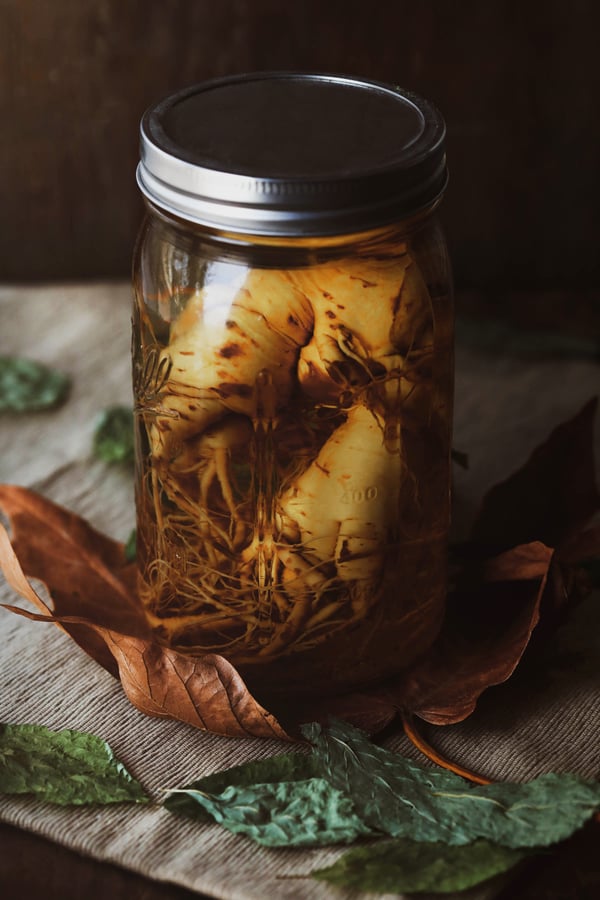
xmin=0 ymin=285 xmax=598 ymax=900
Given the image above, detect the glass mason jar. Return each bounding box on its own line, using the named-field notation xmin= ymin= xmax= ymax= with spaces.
xmin=133 ymin=74 xmax=453 ymax=699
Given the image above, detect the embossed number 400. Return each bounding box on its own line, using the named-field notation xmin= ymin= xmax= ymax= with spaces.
xmin=341 ymin=486 xmax=378 ymax=504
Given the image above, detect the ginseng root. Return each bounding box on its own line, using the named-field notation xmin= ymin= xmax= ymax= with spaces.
xmin=137 ymin=251 xmax=435 ymax=660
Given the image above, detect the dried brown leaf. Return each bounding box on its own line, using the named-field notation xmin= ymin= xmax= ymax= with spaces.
xmin=471 ymin=397 xmax=599 ymax=552
xmin=278 ymin=691 xmax=398 ymax=738
xmin=390 ymin=542 xmax=554 ymax=725
xmin=100 ymin=634 xmax=289 ymax=738
xmin=0 ymin=488 xmax=289 ymax=741
xmin=557 ymin=524 xmax=600 ymax=565
xmin=0 ymin=484 xmax=145 ymax=676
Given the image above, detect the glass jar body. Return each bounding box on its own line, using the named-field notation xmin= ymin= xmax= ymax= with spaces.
xmin=132 ymin=205 xmax=454 ymax=698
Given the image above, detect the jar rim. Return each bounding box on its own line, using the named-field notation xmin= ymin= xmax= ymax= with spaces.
xmin=137 ymin=72 xmax=448 ymax=236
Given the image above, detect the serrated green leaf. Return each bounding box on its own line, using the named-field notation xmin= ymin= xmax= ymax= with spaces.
xmin=0 ymin=723 xmax=148 ymax=805
xmin=302 ymin=720 xmax=600 ymax=848
xmin=0 ymin=357 xmax=70 ymax=412
xmin=165 ymin=752 xmax=376 ymax=845
xmin=93 ymin=405 xmax=134 ymax=464
xmin=313 ymin=837 xmax=529 ymax=893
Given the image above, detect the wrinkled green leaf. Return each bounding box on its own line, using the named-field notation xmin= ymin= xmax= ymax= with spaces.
xmin=165 ymin=751 xmax=319 ymax=824
xmin=303 ymin=721 xmax=600 ymax=848
xmin=313 ymin=837 xmax=529 ymax=893
xmin=168 ymin=779 xmax=374 ymax=847
xmin=93 ymin=405 xmax=134 ymax=464
xmin=0 ymin=723 xmax=148 ymax=805
xmin=0 ymin=357 xmax=70 ymax=412
xmin=165 ymin=751 xmax=375 ymax=845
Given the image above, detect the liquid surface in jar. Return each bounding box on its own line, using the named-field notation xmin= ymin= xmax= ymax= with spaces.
xmin=133 ymin=233 xmax=452 ymax=696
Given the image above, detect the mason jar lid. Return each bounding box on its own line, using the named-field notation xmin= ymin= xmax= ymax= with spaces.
xmin=137 ymin=72 xmax=447 ymax=236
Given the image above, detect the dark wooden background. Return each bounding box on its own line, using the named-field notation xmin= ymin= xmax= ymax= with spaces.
xmin=1 ymin=0 xmax=599 ymax=309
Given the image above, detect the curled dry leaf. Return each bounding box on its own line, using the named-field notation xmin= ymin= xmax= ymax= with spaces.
xmin=469 ymin=397 xmax=600 ymax=632
xmin=471 ymin=397 xmax=599 ymax=553
xmin=0 ymin=483 xmax=144 ymax=676
xmin=99 ymin=634 xmax=289 ymax=739
xmin=388 ymin=542 xmax=554 ymax=725
xmin=0 ymin=486 xmax=289 ymax=741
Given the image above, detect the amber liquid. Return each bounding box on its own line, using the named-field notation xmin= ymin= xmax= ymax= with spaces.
xmin=133 ymin=217 xmax=453 ymax=696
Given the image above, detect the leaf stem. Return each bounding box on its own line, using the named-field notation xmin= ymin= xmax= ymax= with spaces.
xmin=401 ymin=712 xmax=493 ymax=785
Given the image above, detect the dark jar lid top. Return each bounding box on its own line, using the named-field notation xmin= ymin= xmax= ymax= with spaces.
xmin=137 ymin=72 xmax=447 ymax=236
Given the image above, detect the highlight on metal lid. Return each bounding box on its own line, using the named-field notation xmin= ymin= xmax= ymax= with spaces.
xmin=137 ymin=72 xmax=447 ymax=236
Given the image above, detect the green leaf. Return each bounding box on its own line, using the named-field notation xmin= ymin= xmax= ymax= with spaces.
xmin=313 ymin=837 xmax=529 ymax=893
xmin=93 ymin=405 xmax=134 ymax=464
xmin=0 ymin=723 xmax=148 ymax=805
xmin=166 ymin=751 xmax=319 ymax=822
xmin=168 ymin=779 xmax=374 ymax=847
xmin=165 ymin=752 xmax=376 ymax=845
xmin=165 ymin=721 xmax=600 ymax=853
xmin=0 ymin=357 xmax=70 ymax=413
xmin=303 ymin=720 xmax=600 ymax=848
xmin=124 ymin=528 xmax=136 ymax=562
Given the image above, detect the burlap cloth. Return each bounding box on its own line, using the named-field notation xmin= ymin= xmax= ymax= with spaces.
xmin=0 ymin=284 xmax=598 ymax=900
